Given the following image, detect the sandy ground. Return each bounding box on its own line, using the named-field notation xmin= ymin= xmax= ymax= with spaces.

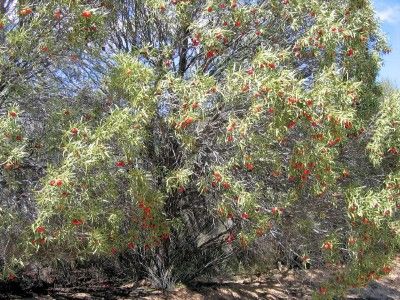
xmin=2 ymin=257 xmax=399 ymax=300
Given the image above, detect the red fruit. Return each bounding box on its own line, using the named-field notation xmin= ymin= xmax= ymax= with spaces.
xmin=55 ymin=179 xmax=63 ymax=187
xmin=81 ymin=10 xmax=92 ymax=18
xmin=344 ymin=120 xmax=352 ymax=129
xmin=20 ymin=8 xmax=33 ymax=16
xmin=346 ymin=48 xmax=354 ymax=57
xmin=9 ymin=111 xmax=17 ymax=118
xmin=127 ymin=242 xmax=135 ymax=249
xmin=246 ymin=68 xmax=254 ymax=75
xmin=226 ymin=233 xmax=235 ymax=244
xmin=207 ymin=6 xmax=213 ymax=12
xmin=143 ymin=206 xmax=152 ymax=217
xmin=241 ymin=212 xmax=249 ymax=219
xmin=35 ymin=226 xmax=45 ymax=234
xmin=256 ymin=227 xmax=265 ymax=236
xmin=71 ymin=127 xmax=79 ymax=135
xmin=319 ymin=287 xmax=328 ymax=295
xmin=327 ymin=138 xmax=340 ymax=147
xmin=191 ymin=38 xmax=200 ymax=47
xmin=7 ymin=273 xmax=16 ymax=281
xmin=382 ymin=266 xmax=392 ymax=274
xmin=206 ymin=50 xmax=215 ymax=59
xmin=54 ymin=9 xmax=62 ymax=20
xmin=111 ymin=247 xmax=118 ymax=255
xmin=271 ymin=207 xmax=279 ymax=214
xmin=222 ymin=182 xmax=231 ymax=189
xmin=219 ymin=3 xmax=226 ymax=9
xmin=271 ymin=170 xmax=281 ymax=177
xmin=241 ymin=84 xmax=249 ymax=92
xmin=293 ymin=162 xmax=304 ymax=170
xmin=348 ymin=237 xmax=356 ymax=245
xmin=227 ymin=135 xmax=234 ymax=142
xmin=287 ymin=120 xmax=296 ymax=129
xmin=164 ymin=60 xmax=172 ymax=67
xmin=235 ymin=21 xmax=241 ymax=27
xmin=213 ymin=171 xmax=222 ymax=182
xmin=161 ymin=233 xmax=170 ymax=240
xmin=184 ymin=116 xmax=194 ymax=125
xmin=322 ymin=241 xmax=333 ymax=250
xmin=115 ymin=160 xmax=126 ymax=167
xmin=3 ymin=162 xmax=14 ymax=171
xmin=72 ymin=219 xmax=83 ymax=226
xmin=49 ymin=180 xmax=56 ymax=186
xmin=245 ymin=162 xmax=254 ymax=171
xmin=307 ymin=162 xmax=316 ymax=169
xmin=268 ymin=107 xmax=275 ymax=113
xmin=178 ymin=186 xmax=185 ymax=193
xmin=388 ymin=147 xmax=398 ymax=155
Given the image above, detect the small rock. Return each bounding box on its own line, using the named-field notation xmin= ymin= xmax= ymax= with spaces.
xmin=71 ymin=293 xmax=93 ymax=300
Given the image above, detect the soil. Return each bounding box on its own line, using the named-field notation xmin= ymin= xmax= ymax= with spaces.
xmin=1 ymin=257 xmax=399 ymax=300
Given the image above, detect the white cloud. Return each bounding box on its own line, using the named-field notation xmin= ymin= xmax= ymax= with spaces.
xmin=376 ymin=5 xmax=400 ymax=23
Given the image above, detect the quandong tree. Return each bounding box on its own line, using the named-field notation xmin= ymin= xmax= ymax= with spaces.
xmin=0 ymin=0 xmax=399 ymax=298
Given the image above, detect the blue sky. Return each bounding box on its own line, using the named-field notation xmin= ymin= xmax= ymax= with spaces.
xmin=373 ymin=0 xmax=400 ymax=87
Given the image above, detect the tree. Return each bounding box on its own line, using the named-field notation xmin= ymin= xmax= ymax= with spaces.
xmin=0 ymin=0 xmax=398 ymax=298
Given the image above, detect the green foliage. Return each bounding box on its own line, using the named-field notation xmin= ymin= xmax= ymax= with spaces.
xmin=0 ymin=0 xmax=398 ymax=297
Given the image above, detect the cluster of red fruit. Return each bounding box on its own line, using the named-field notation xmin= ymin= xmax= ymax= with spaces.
xmin=49 ymin=179 xmax=63 ymax=187
xmin=19 ymin=7 xmax=33 ymax=16
xmin=71 ymin=127 xmax=79 ymax=135
xmin=135 ymin=200 xmax=171 ymax=250
xmin=322 ymin=241 xmax=333 ymax=250
xmin=206 ymin=1 xmax=237 ymax=12
xmin=81 ymin=10 xmax=92 ymax=18
xmin=31 ymin=225 xmax=47 ymax=244
xmin=226 ymin=232 xmax=235 ymax=244
xmin=210 ymin=171 xmax=231 ymax=190
xmin=115 ymin=160 xmax=126 ymax=167
xmin=388 ymin=147 xmax=399 ymax=155
xmin=8 ymin=111 xmax=17 ymax=118
xmin=291 ymin=161 xmax=315 ymax=182
xmin=54 ymin=9 xmax=62 ymax=20
xmin=271 ymin=207 xmax=284 ymax=215
xmin=71 ymin=219 xmax=84 ymax=226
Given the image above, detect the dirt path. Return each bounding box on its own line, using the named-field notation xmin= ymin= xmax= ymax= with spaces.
xmin=2 ymin=257 xmax=400 ymax=300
